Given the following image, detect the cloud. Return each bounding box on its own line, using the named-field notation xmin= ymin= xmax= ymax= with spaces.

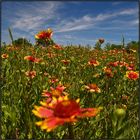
xmin=54 ymin=8 xmax=138 ymax=33
xmin=112 ymin=2 xmax=124 ymax=5
xmin=10 ymin=2 xmax=62 ymax=32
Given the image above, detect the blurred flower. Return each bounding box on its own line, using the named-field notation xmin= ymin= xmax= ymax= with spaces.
xmin=46 ymin=52 xmax=56 ymax=58
xmin=42 ymin=85 xmax=66 ymax=98
xmin=108 ymin=61 xmax=119 ymax=67
xmin=6 ymin=46 xmax=19 ymax=51
xmin=35 ymin=28 xmax=53 ymax=39
xmin=49 ymin=78 xmax=59 ymax=84
xmin=32 ymin=96 xmax=100 ymax=132
xmin=61 ymin=59 xmax=70 ymax=65
xmin=88 ymin=59 xmax=99 ymax=66
xmin=103 ymin=67 xmax=113 ymax=77
xmin=24 ymin=56 xmax=42 ymax=63
xmin=125 ymin=71 xmax=139 ymax=80
xmin=25 ymin=71 xmax=36 ymax=79
xmin=53 ymin=44 xmax=63 ymax=50
xmin=122 ymin=95 xmax=129 ymax=100
xmin=84 ymin=84 xmax=101 ymax=93
xmin=44 ymin=72 xmax=49 ymax=76
xmin=98 ymin=38 xmax=104 ymax=44
xmin=126 ymin=63 xmax=135 ymax=70
xmin=1 ymin=54 xmax=9 ymax=59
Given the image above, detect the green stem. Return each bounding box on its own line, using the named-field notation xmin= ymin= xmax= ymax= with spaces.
xmin=67 ymin=124 xmax=74 ymax=139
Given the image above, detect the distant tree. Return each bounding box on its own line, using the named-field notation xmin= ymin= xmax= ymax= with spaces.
xmin=110 ymin=44 xmax=122 ymax=50
xmin=126 ymin=41 xmax=138 ymax=50
xmin=104 ymin=43 xmax=111 ymax=50
xmin=13 ymin=38 xmax=32 ymax=47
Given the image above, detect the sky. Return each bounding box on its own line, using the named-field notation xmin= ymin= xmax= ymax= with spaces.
xmin=1 ymin=1 xmax=139 ymax=46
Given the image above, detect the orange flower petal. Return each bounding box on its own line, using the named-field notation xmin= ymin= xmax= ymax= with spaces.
xmin=33 ymin=107 xmax=53 ymax=118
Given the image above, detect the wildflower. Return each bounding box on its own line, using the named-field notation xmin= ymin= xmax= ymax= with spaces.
xmin=25 ymin=71 xmax=36 ymax=79
xmin=24 ymin=56 xmax=35 ymax=62
xmin=98 ymin=38 xmax=104 ymax=44
xmin=103 ymin=67 xmax=113 ymax=77
xmin=84 ymin=84 xmax=101 ymax=93
xmin=44 ymin=72 xmax=49 ymax=76
xmin=35 ymin=28 xmax=53 ymax=39
xmin=61 ymin=59 xmax=70 ymax=65
xmin=125 ymin=71 xmax=139 ymax=80
xmin=53 ymin=44 xmax=63 ymax=50
xmin=1 ymin=54 xmax=9 ymax=59
xmin=122 ymin=95 xmax=129 ymax=100
xmin=88 ymin=59 xmax=99 ymax=66
xmin=108 ymin=61 xmax=119 ymax=67
xmin=49 ymin=78 xmax=59 ymax=84
xmin=42 ymin=85 xmax=66 ymax=98
xmin=24 ymin=56 xmax=42 ymax=63
xmin=32 ymin=96 xmax=100 ymax=132
xmin=126 ymin=63 xmax=135 ymax=70
xmin=46 ymin=52 xmax=56 ymax=58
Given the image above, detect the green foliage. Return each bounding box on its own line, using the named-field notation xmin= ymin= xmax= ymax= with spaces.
xmin=13 ymin=38 xmax=32 ymax=47
xmin=1 ymin=37 xmax=139 ymax=139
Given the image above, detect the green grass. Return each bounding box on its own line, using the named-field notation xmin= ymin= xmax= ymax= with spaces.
xmin=1 ymin=44 xmax=139 ymax=139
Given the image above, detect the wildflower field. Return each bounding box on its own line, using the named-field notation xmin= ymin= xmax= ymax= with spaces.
xmin=1 ymin=29 xmax=139 ymax=139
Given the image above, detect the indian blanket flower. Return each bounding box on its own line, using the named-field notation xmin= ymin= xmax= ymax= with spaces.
xmin=49 ymin=78 xmax=59 ymax=84
xmin=126 ymin=63 xmax=135 ymax=70
xmin=1 ymin=54 xmax=9 ymax=59
xmin=35 ymin=28 xmax=53 ymax=39
xmin=125 ymin=71 xmax=139 ymax=80
xmin=84 ymin=84 xmax=101 ymax=93
xmin=24 ymin=56 xmax=42 ymax=63
xmin=61 ymin=59 xmax=70 ymax=65
xmin=32 ymin=96 xmax=100 ymax=132
xmin=53 ymin=44 xmax=63 ymax=50
xmin=25 ymin=71 xmax=36 ymax=79
xmin=46 ymin=52 xmax=56 ymax=58
xmin=42 ymin=85 xmax=66 ymax=98
xmin=103 ymin=67 xmax=113 ymax=78
xmin=108 ymin=61 xmax=119 ymax=67
xmin=88 ymin=59 xmax=99 ymax=66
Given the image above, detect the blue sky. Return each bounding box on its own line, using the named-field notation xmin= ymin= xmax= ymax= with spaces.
xmin=2 ymin=1 xmax=139 ymax=46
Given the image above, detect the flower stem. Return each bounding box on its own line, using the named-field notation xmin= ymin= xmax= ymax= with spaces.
xmin=67 ymin=124 xmax=74 ymax=139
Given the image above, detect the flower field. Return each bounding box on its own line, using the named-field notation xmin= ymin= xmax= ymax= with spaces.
xmin=1 ymin=29 xmax=139 ymax=139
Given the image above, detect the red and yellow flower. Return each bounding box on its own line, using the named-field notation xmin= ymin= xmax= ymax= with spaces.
xmin=25 ymin=71 xmax=36 ymax=79
xmin=61 ymin=59 xmax=70 ymax=65
xmin=24 ymin=56 xmax=42 ymax=63
xmin=35 ymin=28 xmax=53 ymax=39
xmin=1 ymin=54 xmax=9 ymax=59
xmin=103 ymin=67 xmax=113 ymax=78
xmin=84 ymin=84 xmax=101 ymax=93
xmin=32 ymin=96 xmax=100 ymax=132
xmin=88 ymin=59 xmax=99 ymax=66
xmin=125 ymin=71 xmax=139 ymax=80
xmin=42 ymin=85 xmax=66 ymax=98
xmin=53 ymin=44 xmax=63 ymax=50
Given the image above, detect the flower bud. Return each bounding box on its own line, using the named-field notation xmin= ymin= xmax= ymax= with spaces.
xmin=114 ymin=108 xmax=126 ymax=118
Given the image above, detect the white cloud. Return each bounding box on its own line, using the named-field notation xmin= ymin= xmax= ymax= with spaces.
xmin=54 ymin=8 xmax=138 ymax=33
xmin=112 ymin=2 xmax=124 ymax=5
xmin=11 ymin=2 xmax=62 ymax=32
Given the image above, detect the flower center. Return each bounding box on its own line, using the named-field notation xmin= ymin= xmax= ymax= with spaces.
xmin=54 ymin=100 xmax=80 ymax=118
xmin=129 ymin=72 xmax=138 ymax=79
